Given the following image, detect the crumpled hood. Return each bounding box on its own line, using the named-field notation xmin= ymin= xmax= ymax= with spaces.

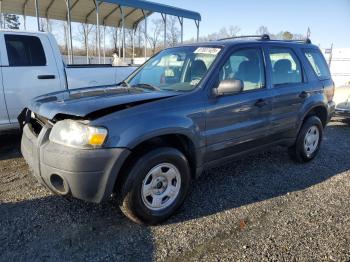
xmin=29 ymin=86 xmax=179 ymax=120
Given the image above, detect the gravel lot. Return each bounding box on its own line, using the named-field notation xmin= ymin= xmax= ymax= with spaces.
xmin=1 ymin=119 xmax=350 ymax=261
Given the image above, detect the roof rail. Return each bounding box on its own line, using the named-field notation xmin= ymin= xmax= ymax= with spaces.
xmin=218 ymin=34 xmax=270 ymax=41
xmin=278 ymin=38 xmax=312 ymax=44
xmin=217 ymin=34 xmax=312 ymax=44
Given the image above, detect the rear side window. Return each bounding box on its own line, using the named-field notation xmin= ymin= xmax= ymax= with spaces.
xmin=269 ymin=48 xmax=302 ymax=86
xmin=5 ymin=35 xmax=46 ymax=66
xmin=303 ymin=49 xmax=331 ymax=79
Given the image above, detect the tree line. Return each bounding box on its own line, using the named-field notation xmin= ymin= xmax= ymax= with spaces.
xmin=0 ymin=14 xmax=310 ymax=58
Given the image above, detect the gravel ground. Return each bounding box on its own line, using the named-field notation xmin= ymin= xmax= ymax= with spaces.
xmin=0 ymin=119 xmax=350 ymax=262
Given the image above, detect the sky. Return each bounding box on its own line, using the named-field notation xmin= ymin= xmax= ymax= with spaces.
xmin=21 ymin=0 xmax=350 ymax=49
xmin=151 ymin=0 xmax=350 ymax=48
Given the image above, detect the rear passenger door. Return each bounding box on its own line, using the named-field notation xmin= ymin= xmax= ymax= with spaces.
xmin=0 ymin=33 xmax=62 ymax=124
xmin=266 ymin=47 xmax=307 ymax=137
xmin=205 ymin=47 xmax=273 ymax=162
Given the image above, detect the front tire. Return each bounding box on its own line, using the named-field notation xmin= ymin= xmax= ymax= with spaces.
xmin=118 ymin=147 xmax=191 ymax=225
xmin=288 ymin=116 xmax=323 ymax=163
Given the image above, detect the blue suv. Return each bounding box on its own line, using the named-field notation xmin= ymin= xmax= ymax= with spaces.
xmin=21 ymin=35 xmax=335 ymax=224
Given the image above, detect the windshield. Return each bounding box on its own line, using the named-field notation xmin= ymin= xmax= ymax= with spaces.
xmin=127 ymin=46 xmax=222 ymax=92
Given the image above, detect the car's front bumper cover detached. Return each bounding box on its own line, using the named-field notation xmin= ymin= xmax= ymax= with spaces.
xmin=21 ymin=123 xmax=130 ymax=203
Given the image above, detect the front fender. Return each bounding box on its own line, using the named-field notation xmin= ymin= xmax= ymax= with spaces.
xmin=104 ymin=115 xmax=203 ymax=150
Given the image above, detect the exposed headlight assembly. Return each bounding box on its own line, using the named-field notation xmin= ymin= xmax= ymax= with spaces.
xmin=49 ymin=120 xmax=108 ymax=149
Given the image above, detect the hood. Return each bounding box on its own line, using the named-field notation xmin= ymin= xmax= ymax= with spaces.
xmin=29 ymin=86 xmax=179 ymax=120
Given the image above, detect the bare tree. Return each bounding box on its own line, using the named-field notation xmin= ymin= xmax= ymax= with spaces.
xmin=60 ymin=21 xmax=69 ymax=55
xmin=292 ymin=33 xmax=305 ymax=40
xmin=256 ymin=26 xmax=269 ymax=35
xmin=76 ymin=23 xmax=93 ymax=60
xmin=135 ymin=23 xmax=145 ymax=57
xmin=40 ymin=18 xmax=54 ymax=33
xmin=148 ymin=19 xmax=163 ymax=54
xmin=110 ymin=27 xmax=119 ymax=52
xmin=166 ymin=16 xmax=180 ymax=47
xmin=228 ymin=25 xmax=241 ymax=37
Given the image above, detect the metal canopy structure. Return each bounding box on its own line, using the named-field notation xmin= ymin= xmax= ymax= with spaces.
xmin=0 ymin=0 xmax=201 ymax=64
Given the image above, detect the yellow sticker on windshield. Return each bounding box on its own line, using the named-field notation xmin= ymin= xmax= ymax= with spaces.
xmin=194 ymin=47 xmax=221 ymax=55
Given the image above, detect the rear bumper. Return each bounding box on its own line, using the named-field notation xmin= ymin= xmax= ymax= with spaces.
xmin=21 ymin=124 xmax=130 ymax=203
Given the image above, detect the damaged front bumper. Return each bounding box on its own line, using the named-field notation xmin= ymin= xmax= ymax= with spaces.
xmin=21 ymin=122 xmax=130 ymax=203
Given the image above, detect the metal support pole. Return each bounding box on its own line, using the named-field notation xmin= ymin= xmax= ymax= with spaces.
xmin=142 ymin=10 xmax=147 ymax=60
xmin=132 ymin=26 xmax=135 ymax=63
xmin=161 ymin=14 xmax=167 ymax=48
xmin=121 ymin=6 xmax=125 ymax=62
xmin=328 ymin=43 xmax=333 ymax=68
xmin=65 ymin=0 xmax=74 ymax=64
xmin=178 ymin=17 xmax=183 ymax=44
xmin=95 ymin=0 xmax=101 ymax=64
xmin=86 ymin=35 xmax=89 ymax=64
xmin=0 ymin=0 xmax=3 ymax=29
xmin=118 ymin=28 xmax=121 ymax=60
xmin=103 ymin=25 xmax=106 ymax=64
xmin=22 ymin=1 xmax=28 ymax=30
xmin=35 ymin=0 xmax=41 ymax=31
xmin=195 ymin=20 xmax=200 ymax=42
xmin=66 ymin=24 xmax=71 ymax=63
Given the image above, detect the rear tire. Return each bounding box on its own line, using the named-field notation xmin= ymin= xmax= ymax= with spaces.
xmin=288 ymin=116 xmax=323 ymax=163
xmin=117 ymin=147 xmax=191 ymax=225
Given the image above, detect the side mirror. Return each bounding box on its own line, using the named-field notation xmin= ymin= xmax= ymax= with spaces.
xmin=213 ymin=79 xmax=243 ymax=97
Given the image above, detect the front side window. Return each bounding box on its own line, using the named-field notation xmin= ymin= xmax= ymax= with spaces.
xmin=303 ymin=49 xmax=331 ymax=79
xmin=5 ymin=35 xmax=46 ymax=67
xmin=220 ymin=48 xmax=265 ymax=91
xmin=128 ymin=46 xmax=221 ymax=92
xmin=269 ymin=48 xmax=302 ymax=85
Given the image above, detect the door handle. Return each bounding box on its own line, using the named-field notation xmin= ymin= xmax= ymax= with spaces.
xmin=299 ymin=91 xmax=310 ymax=99
xmin=37 ymin=75 xmax=56 ymax=80
xmin=255 ymin=99 xmax=267 ymax=108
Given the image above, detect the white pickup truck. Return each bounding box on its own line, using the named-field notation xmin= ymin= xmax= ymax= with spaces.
xmin=0 ymin=30 xmax=137 ymax=133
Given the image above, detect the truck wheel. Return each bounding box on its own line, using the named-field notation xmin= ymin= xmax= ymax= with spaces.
xmin=118 ymin=147 xmax=191 ymax=225
xmin=288 ymin=116 xmax=323 ymax=163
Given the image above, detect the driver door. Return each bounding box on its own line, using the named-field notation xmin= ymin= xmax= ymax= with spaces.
xmin=204 ymin=46 xmax=273 ymax=162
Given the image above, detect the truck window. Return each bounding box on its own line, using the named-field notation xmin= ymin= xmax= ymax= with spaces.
xmin=5 ymin=35 xmax=46 ymax=67
xmin=303 ymin=49 xmax=331 ymax=80
xmin=269 ymin=48 xmax=302 ymax=86
xmin=220 ymin=48 xmax=265 ymax=91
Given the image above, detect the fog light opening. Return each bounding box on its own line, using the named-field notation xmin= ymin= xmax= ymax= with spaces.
xmin=50 ymin=174 xmax=69 ymax=195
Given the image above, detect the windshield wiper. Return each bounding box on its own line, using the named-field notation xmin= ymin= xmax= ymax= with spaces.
xmin=118 ymin=80 xmax=131 ymax=88
xmin=132 ymin=83 xmax=162 ymax=91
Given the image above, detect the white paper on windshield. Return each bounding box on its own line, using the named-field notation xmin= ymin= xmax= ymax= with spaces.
xmin=194 ymin=47 xmax=221 ymax=55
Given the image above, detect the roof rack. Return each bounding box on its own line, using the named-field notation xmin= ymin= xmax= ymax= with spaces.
xmin=218 ymin=34 xmax=270 ymax=41
xmin=218 ymin=34 xmax=312 ymax=44
xmin=278 ymin=38 xmax=312 ymax=44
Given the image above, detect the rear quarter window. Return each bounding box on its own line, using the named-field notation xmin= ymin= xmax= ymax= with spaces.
xmin=303 ymin=49 xmax=331 ymax=80
xmin=5 ymin=34 xmax=46 ymax=67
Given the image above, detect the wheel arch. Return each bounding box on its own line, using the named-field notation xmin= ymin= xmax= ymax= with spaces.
xmin=114 ymin=132 xmax=200 ymax=194
xmin=298 ymin=103 xmax=328 ymax=132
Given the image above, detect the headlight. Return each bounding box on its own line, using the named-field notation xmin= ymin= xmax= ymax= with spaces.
xmin=49 ymin=120 xmax=108 ymax=149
